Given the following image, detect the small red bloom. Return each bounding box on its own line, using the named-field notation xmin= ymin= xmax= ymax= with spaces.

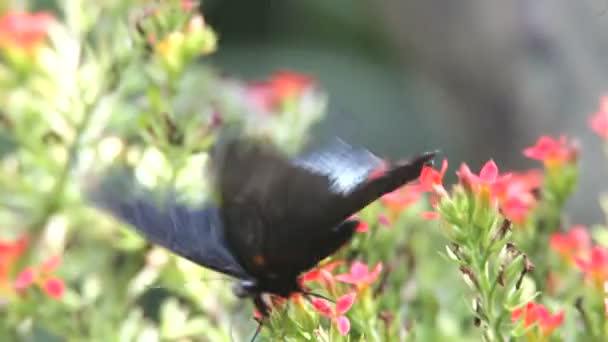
xmin=246 ymin=71 xmax=314 ymax=112
xmin=40 ymin=255 xmax=61 ymax=273
xmin=550 ymin=225 xmax=590 ymax=261
xmin=300 ymin=261 xmax=343 ymax=295
xmin=523 ymin=136 xmax=577 ymax=168
xmin=312 ymin=292 xmax=356 ymax=336
xmin=0 ymin=237 xmax=27 ymax=280
xmin=456 ymin=160 xmax=511 ymax=199
xmin=355 ymin=221 xmax=369 ymax=233
xmin=512 ymin=302 xmax=564 ymax=336
xmin=0 ymin=12 xmax=53 ymax=50
xmin=493 ymin=170 xmax=543 ymax=224
xmin=590 ymin=96 xmax=608 ymax=139
xmin=14 ymin=267 xmax=36 ymax=289
xmin=41 ymin=276 xmax=64 ymax=298
xmin=575 ymin=246 xmax=608 ymax=288
xmin=335 ymin=261 xmax=382 ymax=291
xmin=381 ymin=185 xmax=421 ymax=215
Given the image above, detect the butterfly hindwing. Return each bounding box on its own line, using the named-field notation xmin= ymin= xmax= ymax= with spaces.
xmin=87 ymin=168 xmax=251 ymax=280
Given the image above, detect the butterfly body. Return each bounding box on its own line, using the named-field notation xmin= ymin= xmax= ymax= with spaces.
xmin=89 ymin=138 xmax=434 ymax=316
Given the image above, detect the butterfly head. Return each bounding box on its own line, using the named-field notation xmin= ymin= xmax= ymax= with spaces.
xmin=233 ymin=279 xmax=259 ymax=298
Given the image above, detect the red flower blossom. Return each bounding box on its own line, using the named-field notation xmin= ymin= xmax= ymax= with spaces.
xmin=0 ymin=12 xmax=53 ymax=50
xmin=493 ymin=170 xmax=543 ymax=224
xmin=246 ymin=71 xmax=315 ymax=112
xmin=312 ymin=292 xmax=356 ymax=336
xmin=300 ymin=261 xmax=343 ymax=295
xmin=590 ymin=96 xmax=608 ymax=139
xmin=511 ymin=302 xmax=564 ymax=336
xmin=523 ymin=136 xmax=577 ymax=168
xmin=575 ymin=246 xmax=608 ymax=288
xmin=550 ymin=225 xmax=590 ymax=261
xmin=381 ymin=185 xmax=421 ymax=215
xmin=14 ymin=255 xmax=65 ymax=299
xmin=355 ymin=221 xmax=369 ymax=233
xmin=0 ymin=237 xmax=28 ymax=294
xmin=456 ymin=160 xmax=511 ymax=197
xmin=335 ymin=261 xmax=382 ymax=291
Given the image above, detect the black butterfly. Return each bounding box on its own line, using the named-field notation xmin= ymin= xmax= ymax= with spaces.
xmin=89 ymin=138 xmax=434 ymax=329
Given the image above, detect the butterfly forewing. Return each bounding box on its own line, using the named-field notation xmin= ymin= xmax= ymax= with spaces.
xmin=88 ymin=168 xmax=251 ymax=280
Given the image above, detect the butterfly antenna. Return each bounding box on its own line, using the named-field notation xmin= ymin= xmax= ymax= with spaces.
xmin=302 ymin=291 xmax=335 ymax=303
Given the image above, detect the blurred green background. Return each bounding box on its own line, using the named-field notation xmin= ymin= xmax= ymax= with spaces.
xmin=32 ymin=0 xmax=608 ymax=222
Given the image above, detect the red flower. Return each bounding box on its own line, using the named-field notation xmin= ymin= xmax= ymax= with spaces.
xmin=590 ymin=96 xmax=608 ymax=139
xmin=0 ymin=12 xmax=53 ymax=50
xmin=312 ymin=292 xmax=356 ymax=336
xmin=355 ymin=221 xmax=369 ymax=233
xmin=335 ymin=261 xmax=382 ymax=291
xmin=14 ymin=255 xmax=65 ymax=299
xmin=456 ymin=160 xmax=511 ymax=197
xmin=246 ymin=71 xmax=315 ymax=112
xmin=300 ymin=261 xmax=343 ymax=295
xmin=575 ymin=246 xmax=608 ymax=288
xmin=523 ymin=136 xmax=577 ymax=168
xmin=0 ymin=237 xmax=28 ymax=294
xmin=511 ymin=302 xmax=564 ymax=336
xmin=493 ymin=170 xmax=543 ymax=224
xmin=550 ymin=225 xmax=590 ymax=261
xmin=409 ymin=159 xmax=448 ymax=220
xmin=381 ymin=185 xmax=421 ymax=215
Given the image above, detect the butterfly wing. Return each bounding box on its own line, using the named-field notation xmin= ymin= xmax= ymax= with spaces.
xmin=87 ymin=168 xmax=251 ymax=280
xmin=295 ymin=139 xmax=436 ymax=224
xmin=211 ymin=139 xmax=434 ymax=280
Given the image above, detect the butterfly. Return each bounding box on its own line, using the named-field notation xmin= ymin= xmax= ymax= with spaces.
xmin=89 ymin=138 xmax=435 ymax=333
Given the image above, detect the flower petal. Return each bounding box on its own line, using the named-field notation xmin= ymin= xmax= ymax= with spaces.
xmin=336 ymin=315 xmax=351 ymax=336
xmin=336 ymin=292 xmax=357 ymax=314
xmin=312 ymin=298 xmax=333 ymax=317
xmin=40 ymin=255 xmax=61 ymax=274
xmin=14 ymin=267 xmax=36 ymax=289
xmin=479 ymin=160 xmax=498 ymax=183
xmin=42 ymin=276 xmax=64 ymax=299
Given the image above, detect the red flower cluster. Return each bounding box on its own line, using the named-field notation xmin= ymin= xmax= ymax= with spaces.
xmin=0 ymin=236 xmax=64 ymax=300
xmin=246 ymin=71 xmax=315 ymax=112
xmin=0 ymin=12 xmax=53 ymax=50
xmin=299 ymin=260 xmax=383 ymax=336
xmin=456 ymin=160 xmax=511 ymax=197
xmin=523 ymin=136 xmax=577 ymax=169
xmin=511 ymin=301 xmax=564 ymax=336
xmin=590 ymin=96 xmax=608 ymax=139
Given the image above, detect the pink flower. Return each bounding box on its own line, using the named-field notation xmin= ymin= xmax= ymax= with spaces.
xmin=457 ymin=160 xmax=511 ymax=193
xmin=335 ymin=261 xmax=382 ymax=291
xmin=13 ymin=255 xmax=65 ymax=299
xmin=246 ymin=71 xmax=314 ymax=112
xmin=493 ymin=170 xmax=543 ymax=224
xmin=0 ymin=12 xmax=53 ymax=50
xmin=523 ymin=136 xmax=577 ymax=168
xmin=300 ymin=261 xmax=343 ymax=295
xmin=512 ymin=302 xmax=564 ymax=336
xmin=575 ymin=246 xmax=608 ymax=289
xmin=550 ymin=225 xmax=590 ymax=261
xmin=355 ymin=221 xmax=369 ymax=233
xmin=590 ymin=96 xmax=608 ymax=139
xmin=41 ymin=276 xmax=64 ymax=299
xmin=312 ymin=292 xmax=356 ymax=336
